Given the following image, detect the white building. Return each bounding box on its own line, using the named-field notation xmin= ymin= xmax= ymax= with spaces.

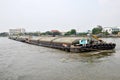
xmin=9 ymin=28 xmax=26 ymax=36
xmin=102 ymin=27 xmax=120 ymax=34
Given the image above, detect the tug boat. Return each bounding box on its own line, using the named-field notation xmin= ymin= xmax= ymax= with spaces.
xmin=9 ymin=36 xmax=116 ymax=53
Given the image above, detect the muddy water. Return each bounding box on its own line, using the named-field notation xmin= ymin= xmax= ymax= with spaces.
xmin=0 ymin=37 xmax=120 ymax=80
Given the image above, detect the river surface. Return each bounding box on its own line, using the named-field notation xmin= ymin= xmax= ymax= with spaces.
xmin=0 ymin=37 xmax=120 ymax=80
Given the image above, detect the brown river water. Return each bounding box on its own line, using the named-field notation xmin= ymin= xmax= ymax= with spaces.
xmin=0 ymin=37 xmax=120 ymax=80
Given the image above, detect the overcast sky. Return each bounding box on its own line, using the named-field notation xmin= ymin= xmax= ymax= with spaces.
xmin=0 ymin=0 xmax=120 ymax=32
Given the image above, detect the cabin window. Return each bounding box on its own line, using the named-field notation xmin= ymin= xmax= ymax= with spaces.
xmin=79 ymin=39 xmax=87 ymax=44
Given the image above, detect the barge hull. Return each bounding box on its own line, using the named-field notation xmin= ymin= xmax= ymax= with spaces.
xmin=9 ymin=36 xmax=116 ymax=53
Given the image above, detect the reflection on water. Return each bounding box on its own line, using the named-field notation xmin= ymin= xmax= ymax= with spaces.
xmin=0 ymin=37 xmax=120 ymax=80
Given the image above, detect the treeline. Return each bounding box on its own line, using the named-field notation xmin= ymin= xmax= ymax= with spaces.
xmin=6 ymin=29 xmax=88 ymax=37
xmin=0 ymin=32 xmax=9 ymax=37
xmin=24 ymin=31 xmax=61 ymax=37
xmin=24 ymin=29 xmax=88 ymax=37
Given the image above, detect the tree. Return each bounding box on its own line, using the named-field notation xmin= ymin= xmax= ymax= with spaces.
xmin=92 ymin=27 xmax=102 ymax=34
xmin=64 ymin=31 xmax=71 ymax=35
xmin=41 ymin=32 xmax=46 ymax=35
xmin=25 ymin=32 xmax=41 ymax=36
xmin=112 ymin=31 xmax=119 ymax=34
xmin=96 ymin=25 xmax=103 ymax=30
xmin=103 ymin=31 xmax=109 ymax=35
xmin=52 ymin=32 xmax=61 ymax=37
xmin=78 ymin=32 xmax=87 ymax=36
xmin=70 ymin=29 xmax=76 ymax=35
xmin=0 ymin=32 xmax=8 ymax=37
xmin=64 ymin=29 xmax=77 ymax=36
xmin=45 ymin=31 xmax=52 ymax=35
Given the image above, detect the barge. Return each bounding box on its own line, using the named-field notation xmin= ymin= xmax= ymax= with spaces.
xmin=9 ymin=36 xmax=116 ymax=53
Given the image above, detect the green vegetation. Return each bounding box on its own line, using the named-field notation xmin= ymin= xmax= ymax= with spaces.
xmin=45 ymin=31 xmax=52 ymax=35
xmin=92 ymin=27 xmax=102 ymax=34
xmin=112 ymin=31 xmax=119 ymax=35
xmin=102 ymin=31 xmax=109 ymax=35
xmin=0 ymin=32 xmax=8 ymax=37
xmin=65 ymin=29 xmax=76 ymax=35
xmin=41 ymin=31 xmax=61 ymax=36
xmin=52 ymin=31 xmax=61 ymax=37
xmin=77 ymin=32 xmax=88 ymax=36
xmin=70 ymin=29 xmax=76 ymax=35
xmin=25 ymin=32 xmax=41 ymax=36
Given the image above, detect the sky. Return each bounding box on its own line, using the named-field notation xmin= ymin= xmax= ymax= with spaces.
xmin=0 ymin=0 xmax=120 ymax=32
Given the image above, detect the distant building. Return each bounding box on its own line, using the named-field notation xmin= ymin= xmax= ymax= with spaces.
xmin=102 ymin=27 xmax=120 ymax=34
xmin=118 ymin=32 xmax=120 ymax=36
xmin=9 ymin=28 xmax=26 ymax=36
xmin=51 ymin=30 xmax=61 ymax=36
xmin=102 ymin=27 xmax=112 ymax=34
xmin=51 ymin=30 xmax=60 ymax=33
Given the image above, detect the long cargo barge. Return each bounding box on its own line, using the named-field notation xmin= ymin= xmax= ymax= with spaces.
xmin=9 ymin=36 xmax=116 ymax=53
